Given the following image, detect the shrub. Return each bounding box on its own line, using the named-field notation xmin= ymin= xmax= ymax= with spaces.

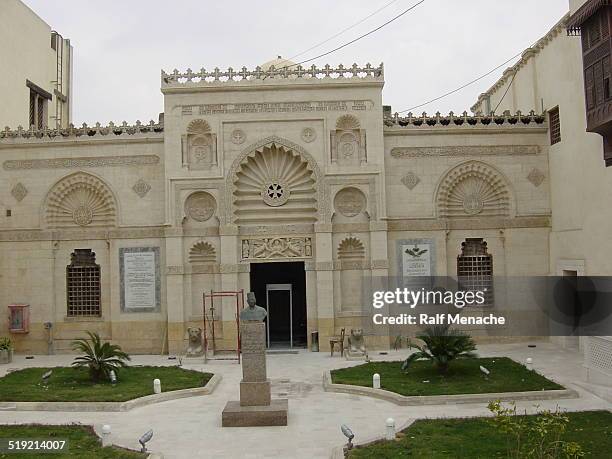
xmin=401 ymin=324 xmax=476 ymax=374
xmin=71 ymin=331 xmax=130 ymax=382
xmin=0 ymin=337 xmax=13 ymax=350
xmin=488 ymin=400 xmax=584 ymax=458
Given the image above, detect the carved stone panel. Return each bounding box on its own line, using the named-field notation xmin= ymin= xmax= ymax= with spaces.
xmin=241 ymin=237 xmax=313 ymax=260
xmin=132 ymin=179 xmax=151 ymax=198
xmin=182 ymin=119 xmax=217 ymax=170
xmin=184 ymin=192 xmax=217 ymax=222
xmin=401 ymin=172 xmax=420 ymax=190
xmin=11 ymin=183 xmax=28 ymax=202
xmin=334 ymin=187 xmax=366 ymax=217
xmin=527 ymin=168 xmax=545 ymax=187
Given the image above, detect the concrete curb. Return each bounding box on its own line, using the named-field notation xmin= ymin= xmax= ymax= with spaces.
xmin=0 ymin=373 xmax=221 ymax=412
xmin=322 ymin=371 xmax=579 ymax=406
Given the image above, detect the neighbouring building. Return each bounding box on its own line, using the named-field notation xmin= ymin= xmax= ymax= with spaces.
xmin=0 ymin=0 xmax=73 ymax=130
xmin=0 ymin=0 xmax=608 ymax=391
xmin=472 ymin=0 xmax=612 ymax=386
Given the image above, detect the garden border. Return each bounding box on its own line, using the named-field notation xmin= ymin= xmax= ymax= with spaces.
xmin=0 ymin=373 xmax=221 ymax=412
xmin=322 ymin=371 xmax=578 ymax=406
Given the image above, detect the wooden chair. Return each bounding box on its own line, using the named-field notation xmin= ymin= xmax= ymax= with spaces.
xmin=330 ymin=328 xmax=345 ymax=357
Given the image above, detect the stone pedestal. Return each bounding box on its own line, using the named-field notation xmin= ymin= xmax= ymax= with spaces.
xmin=222 ymin=321 xmax=288 ymax=427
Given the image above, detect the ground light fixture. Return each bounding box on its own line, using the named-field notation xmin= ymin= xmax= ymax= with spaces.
xmin=341 ymin=424 xmax=354 ymax=451
xmin=139 ymin=430 xmax=153 ymax=453
xmin=41 ymin=369 xmax=52 ymax=385
xmin=109 ymin=370 xmax=117 ymax=385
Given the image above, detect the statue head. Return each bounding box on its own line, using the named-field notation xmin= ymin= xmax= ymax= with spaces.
xmin=247 ymin=292 xmax=256 ymax=308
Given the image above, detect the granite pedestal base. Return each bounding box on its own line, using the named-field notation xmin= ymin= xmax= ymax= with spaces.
xmin=221 ymin=399 xmax=288 ymax=427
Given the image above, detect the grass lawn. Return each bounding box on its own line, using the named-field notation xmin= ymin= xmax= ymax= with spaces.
xmin=330 ymin=357 xmax=563 ymax=396
xmin=348 ymin=411 xmax=612 ymax=458
xmin=0 ymin=424 xmax=144 ymax=458
xmin=0 ymin=366 xmax=213 ymax=402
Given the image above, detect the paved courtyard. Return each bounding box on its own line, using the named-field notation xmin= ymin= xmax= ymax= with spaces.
xmin=1 ymin=342 xmax=611 ymax=458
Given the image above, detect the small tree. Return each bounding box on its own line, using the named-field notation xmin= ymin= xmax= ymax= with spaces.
xmin=401 ymin=324 xmax=477 ymax=375
xmin=71 ymin=331 xmax=130 ymax=382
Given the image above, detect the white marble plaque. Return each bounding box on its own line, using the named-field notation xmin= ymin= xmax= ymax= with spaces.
xmin=120 ymin=247 xmax=160 ymax=312
xmin=401 ymin=243 xmax=432 ymax=277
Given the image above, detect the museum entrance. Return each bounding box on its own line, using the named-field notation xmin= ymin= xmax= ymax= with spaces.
xmin=249 ymin=262 xmax=307 ymax=349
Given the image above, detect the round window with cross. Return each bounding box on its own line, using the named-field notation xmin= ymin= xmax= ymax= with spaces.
xmin=261 ymin=180 xmax=290 ymax=207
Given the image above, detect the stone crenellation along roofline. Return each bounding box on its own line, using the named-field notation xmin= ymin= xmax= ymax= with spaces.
xmin=0 ymin=110 xmax=547 ymax=142
xmin=161 ymin=63 xmax=384 ymax=86
xmin=0 ymin=120 xmax=164 ymax=141
xmin=383 ymin=110 xmax=546 ymax=128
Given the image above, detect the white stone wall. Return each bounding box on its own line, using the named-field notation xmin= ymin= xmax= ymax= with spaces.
xmin=0 ymin=0 xmax=72 ymax=129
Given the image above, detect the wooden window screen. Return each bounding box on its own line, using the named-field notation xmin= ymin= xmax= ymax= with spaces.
xmin=549 ymin=107 xmax=561 ymax=145
xmin=457 ymin=238 xmax=494 ymax=306
xmin=67 ymin=249 xmax=101 ymax=316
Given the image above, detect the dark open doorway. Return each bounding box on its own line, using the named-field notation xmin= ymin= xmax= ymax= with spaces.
xmin=249 ymin=262 xmax=307 ymax=348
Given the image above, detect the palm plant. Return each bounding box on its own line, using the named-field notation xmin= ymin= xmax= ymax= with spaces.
xmin=401 ymin=325 xmax=477 ymax=375
xmin=71 ymin=331 xmax=131 ymax=382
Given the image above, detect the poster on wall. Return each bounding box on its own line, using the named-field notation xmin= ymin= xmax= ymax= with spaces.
xmin=120 ymin=247 xmax=160 ymax=312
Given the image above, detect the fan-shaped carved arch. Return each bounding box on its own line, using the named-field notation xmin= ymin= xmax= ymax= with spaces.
xmin=336 ymin=114 xmax=361 ymax=130
xmin=44 ymin=172 xmax=117 ymax=228
xmin=338 ymin=237 xmax=365 ymax=259
xmin=227 ymin=136 xmax=323 ymax=225
xmin=189 ymin=241 xmax=216 ymax=264
xmin=436 ymin=161 xmax=511 ymax=218
xmin=187 ymin=119 xmax=211 ymax=134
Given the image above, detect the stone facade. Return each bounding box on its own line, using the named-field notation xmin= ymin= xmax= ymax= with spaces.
xmin=0 ymin=56 xmax=553 ymax=355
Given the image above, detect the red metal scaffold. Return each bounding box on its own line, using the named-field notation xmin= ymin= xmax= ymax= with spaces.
xmin=202 ymin=290 xmax=244 ymax=363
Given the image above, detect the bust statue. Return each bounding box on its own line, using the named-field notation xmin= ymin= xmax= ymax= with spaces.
xmin=240 ymin=292 xmax=267 ymax=322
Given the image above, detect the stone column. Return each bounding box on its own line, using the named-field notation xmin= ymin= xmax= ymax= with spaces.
xmin=165 ymin=232 xmax=185 ymax=355
xmin=314 ymin=223 xmax=335 ymax=351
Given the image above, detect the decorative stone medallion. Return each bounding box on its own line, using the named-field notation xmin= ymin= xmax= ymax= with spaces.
xmin=334 ymin=187 xmax=366 ymax=217
xmin=527 ymin=168 xmax=545 ymax=187
xmin=261 ymin=180 xmax=290 ymax=207
xmin=462 ymin=194 xmax=484 ymax=215
xmin=185 ymin=192 xmax=216 ymax=222
xmin=11 ymin=182 xmax=28 ymax=202
xmin=72 ymin=205 xmax=94 ymax=226
xmin=301 ymin=127 xmax=316 ymax=143
xmin=231 ymin=129 xmax=246 ymax=145
xmin=132 ymin=179 xmax=151 ymax=198
xmin=401 ymin=172 xmax=420 ymax=190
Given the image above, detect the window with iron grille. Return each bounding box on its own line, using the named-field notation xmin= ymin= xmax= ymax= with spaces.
xmin=457 ymin=238 xmax=494 ymax=306
xmin=549 ymin=107 xmax=561 ymax=145
xmin=67 ymin=249 xmax=101 ymax=317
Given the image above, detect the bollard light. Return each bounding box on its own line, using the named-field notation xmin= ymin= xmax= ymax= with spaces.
xmin=373 ymin=373 xmax=381 ymax=389
xmin=153 ymin=378 xmax=161 ymax=394
xmin=109 ymin=370 xmax=117 ymax=385
xmin=101 ymin=424 xmax=111 ymax=447
xmin=385 ymin=417 xmax=396 ymax=441
xmin=526 ymin=357 xmax=533 ymax=369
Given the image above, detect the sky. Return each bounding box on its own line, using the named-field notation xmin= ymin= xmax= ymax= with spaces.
xmin=23 ymin=0 xmax=570 ymax=125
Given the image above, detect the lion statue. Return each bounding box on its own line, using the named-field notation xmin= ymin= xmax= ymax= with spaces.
xmin=185 ymin=326 xmax=204 ymax=357
xmin=346 ymin=328 xmax=367 ymax=359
